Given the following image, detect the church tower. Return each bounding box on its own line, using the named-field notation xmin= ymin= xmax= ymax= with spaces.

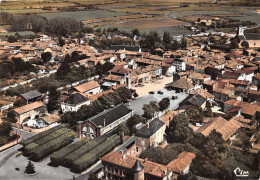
xmin=132 ymin=159 xmax=144 ymax=180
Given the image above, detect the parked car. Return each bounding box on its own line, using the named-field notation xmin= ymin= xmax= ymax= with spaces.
xmin=171 ymin=96 xmax=178 ymax=100
xmin=195 ymin=123 xmax=203 ymax=127
xmin=149 ymin=91 xmax=155 ymax=94
xmin=157 ymin=90 xmax=163 ymax=95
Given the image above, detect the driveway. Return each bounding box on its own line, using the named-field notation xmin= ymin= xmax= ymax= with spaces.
xmin=129 ymin=88 xmax=188 ymax=115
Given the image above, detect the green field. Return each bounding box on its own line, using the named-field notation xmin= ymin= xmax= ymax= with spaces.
xmin=0 ymin=31 xmax=35 ymax=36
xmin=40 ymin=10 xmax=129 ymax=21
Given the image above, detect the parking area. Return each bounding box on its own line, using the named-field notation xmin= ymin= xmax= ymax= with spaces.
xmin=129 ymin=88 xmax=188 ymax=115
xmin=134 ymin=76 xmax=173 ymax=97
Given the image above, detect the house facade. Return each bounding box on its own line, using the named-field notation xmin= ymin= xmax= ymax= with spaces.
xmin=77 ymin=103 xmax=133 ymax=139
xmin=61 ymin=93 xmax=90 ymax=113
xmin=13 ymin=101 xmax=46 ymax=124
xmin=135 ymin=118 xmax=166 ymax=153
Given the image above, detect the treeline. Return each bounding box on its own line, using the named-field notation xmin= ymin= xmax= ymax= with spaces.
xmin=0 ymin=58 xmax=37 ymax=79
xmin=139 ymin=31 xmax=187 ymax=53
xmin=0 ymin=13 xmax=83 ymax=36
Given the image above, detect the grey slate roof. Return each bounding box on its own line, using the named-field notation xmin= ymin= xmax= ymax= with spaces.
xmin=110 ymin=45 xmax=140 ymax=52
xmin=135 ymin=118 xmax=165 ymax=138
xmin=132 ymin=160 xmax=144 ymax=173
xmin=21 ymin=90 xmax=42 ymax=101
xmin=88 ymin=103 xmax=132 ymax=127
xmin=244 ymin=33 xmax=260 ymax=40
xmin=64 ymin=93 xmax=89 ymax=105
xmin=179 ymin=93 xmax=206 ymax=108
xmin=188 ymin=93 xmax=207 ymax=107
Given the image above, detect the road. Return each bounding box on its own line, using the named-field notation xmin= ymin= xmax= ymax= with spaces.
xmin=12 ymin=127 xmax=35 ymax=140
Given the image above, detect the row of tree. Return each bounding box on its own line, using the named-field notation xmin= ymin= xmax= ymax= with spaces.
xmin=0 ymin=58 xmax=37 ymax=79
xmin=4 ymin=13 xmax=83 ymax=36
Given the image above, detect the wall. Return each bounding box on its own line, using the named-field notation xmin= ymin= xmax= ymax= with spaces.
xmin=100 ymin=111 xmax=132 ymax=136
xmin=61 ymin=100 xmax=91 ymax=113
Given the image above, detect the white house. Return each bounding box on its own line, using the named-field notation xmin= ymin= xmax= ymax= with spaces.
xmin=61 ymin=93 xmax=90 ymax=113
xmin=173 ymin=59 xmax=186 ymax=72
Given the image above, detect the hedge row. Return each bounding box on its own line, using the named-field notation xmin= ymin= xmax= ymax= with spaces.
xmin=24 ymin=128 xmax=71 ymax=155
xmin=72 ymin=134 xmax=121 ymax=172
xmin=20 ymin=124 xmax=68 ymax=146
xmin=50 ymin=138 xmax=89 ymax=165
xmin=30 ymin=129 xmax=76 ymax=161
xmin=63 ymin=135 xmax=108 ymax=167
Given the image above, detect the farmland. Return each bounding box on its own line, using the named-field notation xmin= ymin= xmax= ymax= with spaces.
xmin=117 ymin=18 xmax=191 ymax=29
xmin=41 ymin=10 xmax=128 ymax=21
xmin=1 ymin=0 xmax=260 ymax=36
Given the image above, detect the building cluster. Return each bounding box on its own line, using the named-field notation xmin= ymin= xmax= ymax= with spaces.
xmin=0 ymin=26 xmax=260 ymax=179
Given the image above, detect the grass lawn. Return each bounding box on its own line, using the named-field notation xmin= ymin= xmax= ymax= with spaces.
xmin=0 ymin=31 xmax=35 ymax=36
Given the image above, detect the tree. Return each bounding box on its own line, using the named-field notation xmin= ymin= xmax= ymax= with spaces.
xmin=7 ymin=111 xmax=17 ymax=123
xmin=47 ymin=86 xmax=60 ymax=113
xmin=241 ymin=40 xmax=249 ymax=48
xmin=115 ymin=87 xmax=132 ymax=103
xmin=0 ymin=121 xmax=12 ymax=136
xmin=132 ymin=29 xmax=140 ymax=36
xmin=166 ymin=114 xmax=193 ymax=143
xmin=61 ymin=112 xmax=77 ymax=127
xmin=218 ymin=166 xmax=234 ymax=180
xmin=230 ymin=38 xmax=239 ymax=49
xmin=56 ymin=60 xmax=71 ymax=78
xmin=142 ymin=101 xmax=159 ymax=120
xmin=158 ymin=97 xmax=170 ymax=111
xmin=133 ymin=92 xmax=139 ymax=98
xmin=41 ymin=52 xmax=52 ymax=63
xmin=24 ymin=161 xmax=36 ymax=174
xmin=58 ymin=37 xmax=65 ymax=47
xmin=180 ymin=38 xmax=187 ymax=49
xmin=163 ymin=31 xmax=171 ymax=44
xmin=126 ymin=114 xmax=145 ymax=134
xmin=186 ymin=105 xmax=203 ymax=123
xmin=117 ymin=123 xmax=129 ymax=136
xmin=7 ymin=36 xmax=17 ymax=43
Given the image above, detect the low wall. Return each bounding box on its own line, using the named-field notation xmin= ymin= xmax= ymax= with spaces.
xmin=0 ymin=131 xmax=21 ymax=152
xmin=12 ymin=123 xmax=51 ymax=133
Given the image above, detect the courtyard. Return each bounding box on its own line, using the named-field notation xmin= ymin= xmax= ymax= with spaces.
xmin=129 ymin=87 xmax=188 ymax=115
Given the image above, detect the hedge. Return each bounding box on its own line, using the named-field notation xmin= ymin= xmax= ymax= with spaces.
xmin=30 ymin=130 xmax=75 ymax=161
xmin=63 ymin=134 xmax=109 ymax=167
xmin=50 ymin=138 xmax=89 ymax=165
xmin=20 ymin=124 xmax=68 ymax=146
xmin=24 ymin=128 xmax=71 ymax=155
xmin=72 ymin=134 xmax=121 ymax=172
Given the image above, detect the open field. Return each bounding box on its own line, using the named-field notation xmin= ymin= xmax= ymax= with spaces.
xmin=0 ymin=31 xmax=35 ymax=37
xmin=40 ymin=10 xmax=128 ymax=20
xmin=117 ymin=18 xmax=190 ymax=29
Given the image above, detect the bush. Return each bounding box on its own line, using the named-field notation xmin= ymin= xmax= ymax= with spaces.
xmin=30 ymin=130 xmax=75 ymax=161
xmin=20 ymin=124 xmax=68 ymax=146
xmin=50 ymin=138 xmax=88 ymax=165
xmin=72 ymin=135 xmax=121 ymax=172
xmin=63 ymin=135 xmax=109 ymax=166
xmin=24 ymin=128 xmax=71 ymax=155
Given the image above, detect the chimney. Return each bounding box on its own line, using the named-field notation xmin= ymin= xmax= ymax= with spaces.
xmin=146 ymin=123 xmax=149 ymax=129
xmin=103 ymin=119 xmax=106 ymax=127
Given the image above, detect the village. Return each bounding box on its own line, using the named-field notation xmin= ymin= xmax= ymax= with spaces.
xmin=0 ymin=12 xmax=260 ymax=180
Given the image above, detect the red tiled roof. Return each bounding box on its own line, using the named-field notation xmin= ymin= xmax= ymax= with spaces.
xmin=167 ymin=152 xmax=196 ymax=173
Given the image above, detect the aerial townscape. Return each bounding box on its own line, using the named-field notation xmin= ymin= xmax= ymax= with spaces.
xmin=0 ymin=0 xmax=259 ymax=179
